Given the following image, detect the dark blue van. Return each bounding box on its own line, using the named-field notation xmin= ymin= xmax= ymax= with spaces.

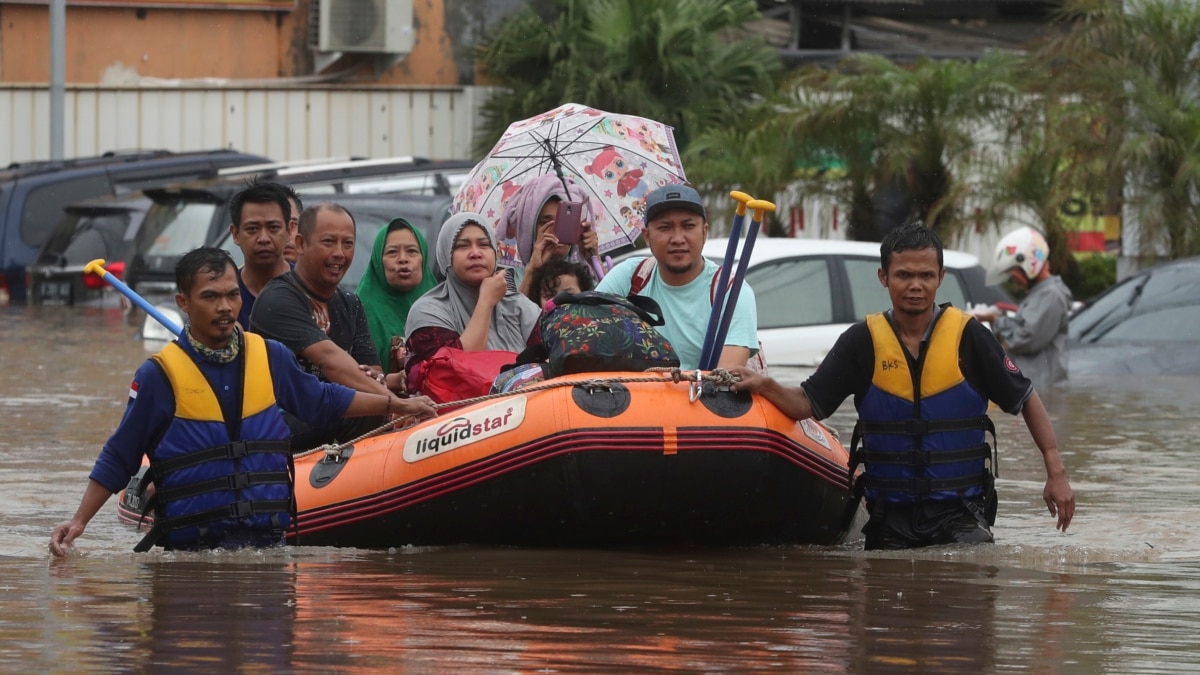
xmin=0 ymin=148 xmax=268 ymax=304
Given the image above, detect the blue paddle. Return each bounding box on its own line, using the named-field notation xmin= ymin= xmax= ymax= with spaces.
xmin=705 ymin=199 xmax=775 ymax=370
xmin=699 ymin=191 xmax=753 ymax=370
xmin=85 ymin=258 xmax=183 ymax=337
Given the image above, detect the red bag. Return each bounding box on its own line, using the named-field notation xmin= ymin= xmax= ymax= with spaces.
xmin=410 ymin=346 xmax=517 ymax=406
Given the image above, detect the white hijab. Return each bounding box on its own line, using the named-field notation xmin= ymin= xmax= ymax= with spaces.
xmin=404 ymin=212 xmax=540 ymax=351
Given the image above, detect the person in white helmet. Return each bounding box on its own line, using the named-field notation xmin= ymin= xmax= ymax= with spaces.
xmin=972 ymin=227 xmax=1072 ymax=391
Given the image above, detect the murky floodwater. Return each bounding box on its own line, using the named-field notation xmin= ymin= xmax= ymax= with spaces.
xmin=5 ymin=303 xmax=1200 ymax=672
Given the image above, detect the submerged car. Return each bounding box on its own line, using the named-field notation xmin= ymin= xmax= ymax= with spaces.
xmin=27 ymin=194 xmax=150 ymax=305
xmin=1068 ymin=256 xmax=1200 ymax=376
xmin=698 ymin=238 xmax=1009 ymax=366
xmin=1 ymin=148 xmax=270 ymax=304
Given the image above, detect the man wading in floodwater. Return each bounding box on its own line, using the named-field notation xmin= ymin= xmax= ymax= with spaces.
xmin=731 ymin=222 xmax=1075 ymax=550
xmin=49 ymin=248 xmax=435 ymax=555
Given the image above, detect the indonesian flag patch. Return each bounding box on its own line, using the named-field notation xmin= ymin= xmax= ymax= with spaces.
xmin=129 ymin=380 xmax=140 ymax=400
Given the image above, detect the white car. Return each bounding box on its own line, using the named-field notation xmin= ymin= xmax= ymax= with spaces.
xmin=699 ymin=238 xmax=1009 ymax=366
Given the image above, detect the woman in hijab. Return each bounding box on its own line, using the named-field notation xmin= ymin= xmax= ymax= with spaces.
xmin=356 ymin=217 xmax=437 ymax=376
xmin=404 ymin=212 xmax=541 ymax=382
xmin=502 ymin=174 xmax=599 ymax=297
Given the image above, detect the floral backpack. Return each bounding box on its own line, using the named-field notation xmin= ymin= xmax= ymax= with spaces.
xmin=537 ymin=291 xmax=679 ymax=378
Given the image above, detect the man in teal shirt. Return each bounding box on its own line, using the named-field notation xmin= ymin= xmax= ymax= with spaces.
xmin=596 ymin=184 xmax=757 ymax=370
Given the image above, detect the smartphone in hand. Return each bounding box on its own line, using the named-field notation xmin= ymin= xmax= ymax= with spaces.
xmin=554 ymin=200 xmax=584 ymax=245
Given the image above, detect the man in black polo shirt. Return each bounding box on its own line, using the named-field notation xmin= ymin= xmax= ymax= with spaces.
xmin=228 ymin=180 xmax=293 ymax=329
xmin=732 ymin=222 xmax=1075 ymax=550
xmin=250 ymin=201 xmax=392 ymax=450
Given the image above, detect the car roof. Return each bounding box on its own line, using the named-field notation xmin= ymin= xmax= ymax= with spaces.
xmin=1075 ymin=255 xmax=1200 ymax=314
xmin=273 ymin=156 xmax=426 ymax=177
xmin=1125 ymin=255 xmax=1200 ymax=277
xmin=3 ymin=149 xmax=267 ymax=188
xmin=141 ymin=157 xmax=474 ymax=200
xmin=0 ymin=149 xmax=175 ymax=181
xmin=215 ymin=156 xmax=357 ymax=177
xmin=272 ymin=157 xmax=474 ymax=184
xmin=702 ymin=237 xmax=981 ymax=269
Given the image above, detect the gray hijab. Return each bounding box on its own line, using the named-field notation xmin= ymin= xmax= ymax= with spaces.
xmin=404 ymin=212 xmax=540 ymax=352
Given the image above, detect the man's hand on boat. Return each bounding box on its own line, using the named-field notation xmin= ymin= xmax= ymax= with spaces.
xmin=728 ymin=366 xmax=816 ymax=421
xmin=377 ymin=394 xmax=436 ymax=422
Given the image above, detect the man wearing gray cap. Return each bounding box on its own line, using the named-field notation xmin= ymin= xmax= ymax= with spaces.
xmin=596 ymin=184 xmax=758 ymax=370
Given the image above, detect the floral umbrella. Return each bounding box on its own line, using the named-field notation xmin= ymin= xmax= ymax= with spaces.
xmin=451 ymin=103 xmax=687 ymax=268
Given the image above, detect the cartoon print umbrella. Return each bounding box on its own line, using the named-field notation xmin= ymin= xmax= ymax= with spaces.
xmin=451 ymin=102 xmax=688 ymax=268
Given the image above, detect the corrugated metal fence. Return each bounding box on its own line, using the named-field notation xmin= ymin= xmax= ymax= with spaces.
xmin=0 ymin=85 xmax=487 ymax=165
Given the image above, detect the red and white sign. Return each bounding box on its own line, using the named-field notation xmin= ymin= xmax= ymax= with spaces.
xmin=403 ymin=397 xmax=527 ymax=462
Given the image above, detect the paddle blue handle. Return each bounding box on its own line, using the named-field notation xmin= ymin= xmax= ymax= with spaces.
xmin=699 ymin=192 xmax=753 ymax=370
xmin=705 ymin=199 xmax=774 ymax=370
xmin=85 ymin=259 xmax=183 ymax=337
xmin=706 ymin=220 xmax=760 ymax=370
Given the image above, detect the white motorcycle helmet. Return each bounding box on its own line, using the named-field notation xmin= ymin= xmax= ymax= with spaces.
xmin=987 ymin=226 xmax=1049 ymax=285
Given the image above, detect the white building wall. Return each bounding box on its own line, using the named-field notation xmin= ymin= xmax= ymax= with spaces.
xmin=0 ymin=85 xmax=486 ymax=165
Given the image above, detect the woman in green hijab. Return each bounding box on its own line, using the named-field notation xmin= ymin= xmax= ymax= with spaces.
xmin=356 ymin=217 xmax=437 ymax=373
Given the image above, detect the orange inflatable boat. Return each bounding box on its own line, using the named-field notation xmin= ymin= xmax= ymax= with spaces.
xmin=292 ymin=372 xmax=855 ymax=547
xmin=119 ymin=372 xmax=857 ymax=547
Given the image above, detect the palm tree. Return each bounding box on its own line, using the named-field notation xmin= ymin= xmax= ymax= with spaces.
xmin=473 ymin=0 xmax=782 ymax=158
xmin=681 ymin=91 xmax=803 ymax=227
xmin=984 ymin=95 xmax=1101 ymax=284
xmin=1041 ymin=0 xmax=1200 ymax=260
xmin=977 ymin=42 xmax=1120 ymax=281
xmin=752 ymin=54 xmax=1014 ymax=242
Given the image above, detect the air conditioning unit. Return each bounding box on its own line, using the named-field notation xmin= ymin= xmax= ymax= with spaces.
xmin=311 ymin=0 xmax=414 ymax=54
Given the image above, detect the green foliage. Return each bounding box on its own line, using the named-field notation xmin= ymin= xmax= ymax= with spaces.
xmin=474 ymin=0 xmax=782 ymax=158
xmin=476 ymin=0 xmax=1200 ymax=264
xmin=682 ymin=91 xmax=802 ymax=211
xmin=1041 ymin=0 xmax=1200 ymax=259
xmin=745 ymin=54 xmax=1019 ymax=242
xmin=1064 ymin=253 xmax=1117 ymax=301
xmin=981 ymin=90 xmax=1107 ymax=281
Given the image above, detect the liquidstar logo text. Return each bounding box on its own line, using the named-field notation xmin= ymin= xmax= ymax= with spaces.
xmin=403 ymin=396 xmax=528 ymax=462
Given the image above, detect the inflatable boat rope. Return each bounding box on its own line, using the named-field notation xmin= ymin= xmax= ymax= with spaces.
xmin=294 ymin=367 xmax=745 ymax=461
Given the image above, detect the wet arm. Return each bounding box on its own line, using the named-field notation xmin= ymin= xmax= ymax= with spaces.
xmin=729 ymin=368 xmax=816 ymax=421
xmin=760 ymin=378 xmax=816 ymax=421
xmin=300 ymin=339 xmax=391 ymax=395
xmin=271 ymin=343 xmax=435 ymax=423
xmin=50 ymin=480 xmax=113 ymax=556
xmin=344 ymin=392 xmax=436 ymax=419
xmin=53 ymin=363 xmax=169 ymax=555
xmin=1020 ymin=391 xmax=1075 ymax=531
